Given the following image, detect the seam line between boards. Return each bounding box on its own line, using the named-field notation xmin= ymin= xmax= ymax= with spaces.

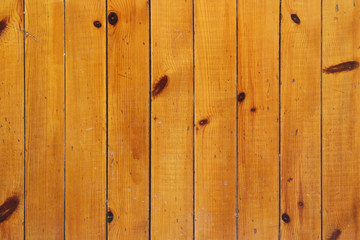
xmin=278 ymin=0 xmax=282 ymax=239
xmin=148 ymin=0 xmax=152 ymax=239
xmin=63 ymin=0 xmax=66 ymax=239
xmin=192 ymin=0 xmax=195 ymax=239
xmin=23 ymin=0 xmax=26 ymax=238
xmin=320 ymin=0 xmax=323 ymax=238
xmin=105 ymin=0 xmax=109 ymax=238
xmin=235 ymin=0 xmax=239 ymax=238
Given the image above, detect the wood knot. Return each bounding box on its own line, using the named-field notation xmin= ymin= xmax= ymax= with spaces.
xmin=291 ymin=14 xmax=301 ymax=24
xmin=93 ymin=21 xmax=102 ymax=28
xmin=237 ymin=92 xmax=246 ymax=102
xmin=108 ymin=12 xmax=118 ymax=26
xmin=107 ymin=211 xmax=114 ymax=223
xmin=328 ymin=229 xmax=341 ymax=240
xmin=0 ymin=19 xmax=7 ymax=36
xmin=0 ymin=196 xmax=19 ymax=223
xmin=152 ymin=75 xmax=168 ymax=98
xmin=323 ymin=61 xmax=359 ymax=74
xmin=281 ymin=213 xmax=290 ymax=223
xmin=199 ymin=119 xmax=209 ymax=126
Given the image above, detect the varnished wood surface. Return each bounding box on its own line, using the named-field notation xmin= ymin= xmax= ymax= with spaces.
xmin=280 ymin=0 xmax=322 ymax=239
xmin=238 ymin=0 xmax=279 ymax=238
xmin=0 ymin=1 xmax=23 ymax=239
xmin=0 ymin=0 xmax=359 ymax=239
xmin=65 ymin=0 xmax=106 ymax=238
xmin=194 ymin=0 xmax=237 ymax=239
xmin=108 ymin=0 xmax=149 ymax=239
xmin=151 ymin=0 xmax=193 ymax=239
xmin=323 ymin=1 xmax=360 ymax=239
xmin=25 ymin=0 xmax=64 ymax=238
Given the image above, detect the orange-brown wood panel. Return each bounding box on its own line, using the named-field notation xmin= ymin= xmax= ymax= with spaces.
xmin=25 ymin=0 xmax=64 ymax=238
xmin=151 ymin=0 xmax=193 ymax=239
xmin=65 ymin=0 xmax=106 ymax=239
xmin=0 ymin=1 xmax=24 ymax=239
xmin=194 ymin=0 xmax=237 ymax=239
xmin=280 ymin=0 xmax=321 ymax=239
xmin=323 ymin=1 xmax=360 ymax=239
xmin=108 ymin=0 xmax=149 ymax=239
xmin=237 ymin=0 xmax=279 ymax=239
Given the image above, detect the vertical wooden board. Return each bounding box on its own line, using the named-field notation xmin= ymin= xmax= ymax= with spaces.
xmin=151 ymin=0 xmax=193 ymax=238
xmin=194 ymin=0 xmax=237 ymax=239
xmin=25 ymin=0 xmax=64 ymax=238
xmin=65 ymin=0 xmax=106 ymax=239
xmin=323 ymin=1 xmax=360 ymax=239
xmin=280 ymin=0 xmax=321 ymax=239
xmin=108 ymin=0 xmax=149 ymax=238
xmin=0 ymin=1 xmax=23 ymax=239
xmin=237 ymin=0 xmax=279 ymax=238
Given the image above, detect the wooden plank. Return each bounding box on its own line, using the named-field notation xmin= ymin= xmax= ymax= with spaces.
xmin=25 ymin=0 xmax=64 ymax=238
xmin=0 ymin=1 xmax=24 ymax=239
xmin=323 ymin=1 xmax=360 ymax=239
xmin=65 ymin=0 xmax=106 ymax=239
xmin=237 ymin=0 xmax=279 ymax=238
xmin=107 ymin=0 xmax=149 ymax=238
xmin=194 ymin=0 xmax=237 ymax=238
xmin=280 ymin=0 xmax=321 ymax=239
xmin=151 ymin=0 xmax=193 ymax=238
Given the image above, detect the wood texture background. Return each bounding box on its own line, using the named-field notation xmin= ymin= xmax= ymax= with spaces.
xmin=0 ymin=0 xmax=359 ymax=239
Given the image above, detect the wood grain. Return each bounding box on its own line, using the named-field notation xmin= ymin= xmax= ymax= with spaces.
xmin=65 ymin=0 xmax=106 ymax=239
xmin=237 ymin=0 xmax=279 ymax=238
xmin=0 ymin=1 xmax=24 ymax=239
xmin=25 ymin=0 xmax=64 ymax=238
xmin=2 ymin=1 xmax=360 ymax=238
xmin=107 ymin=0 xmax=149 ymax=239
xmin=194 ymin=0 xmax=237 ymax=238
xmin=280 ymin=0 xmax=321 ymax=239
xmin=323 ymin=1 xmax=360 ymax=239
xmin=151 ymin=0 xmax=193 ymax=239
